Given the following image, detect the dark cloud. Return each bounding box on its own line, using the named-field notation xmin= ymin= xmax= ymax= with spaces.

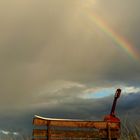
xmin=0 ymin=92 xmax=139 ymax=135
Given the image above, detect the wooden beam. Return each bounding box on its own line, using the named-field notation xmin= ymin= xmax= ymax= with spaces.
xmin=33 ymin=118 xmax=120 ymax=129
xmin=32 ymin=139 xmax=47 ymax=140
xmin=33 ymin=129 xmax=120 ymax=139
xmin=33 ymin=129 xmax=47 ymax=137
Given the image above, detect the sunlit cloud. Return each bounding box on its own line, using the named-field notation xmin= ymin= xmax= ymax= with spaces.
xmin=38 ymin=80 xmax=86 ymax=96
xmin=83 ymin=87 xmax=115 ymax=98
xmin=123 ymin=86 xmax=140 ymax=94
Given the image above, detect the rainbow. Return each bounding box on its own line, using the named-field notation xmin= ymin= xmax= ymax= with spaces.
xmin=85 ymin=11 xmax=140 ymax=61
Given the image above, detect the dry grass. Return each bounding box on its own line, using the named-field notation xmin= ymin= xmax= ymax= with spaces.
xmin=0 ymin=133 xmax=31 ymax=140
xmin=121 ymin=120 xmax=140 ymax=140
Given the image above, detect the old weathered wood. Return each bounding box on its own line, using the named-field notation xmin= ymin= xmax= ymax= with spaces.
xmin=32 ymin=139 xmax=47 ymax=140
xmin=33 ymin=129 xmax=100 ymax=137
xmin=33 ymin=129 xmax=120 ymax=139
xmin=33 ymin=118 xmax=119 ymax=129
xmin=32 ymin=139 xmax=104 ymax=140
xmin=32 ymin=116 xmax=120 ymax=140
xmin=33 ymin=129 xmax=47 ymax=137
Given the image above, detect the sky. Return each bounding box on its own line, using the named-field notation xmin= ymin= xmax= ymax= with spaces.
xmin=0 ymin=0 xmax=140 ymax=136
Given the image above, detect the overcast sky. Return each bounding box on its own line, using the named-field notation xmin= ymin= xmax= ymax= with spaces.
xmin=0 ymin=0 xmax=140 ymax=135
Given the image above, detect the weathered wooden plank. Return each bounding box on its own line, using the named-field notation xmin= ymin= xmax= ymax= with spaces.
xmin=33 ymin=139 xmax=62 ymax=140
xmin=32 ymin=139 xmax=59 ymax=140
xmin=33 ymin=118 xmax=48 ymax=126
xmin=32 ymin=139 xmax=112 ymax=140
xmin=32 ymin=139 xmax=101 ymax=140
xmin=33 ymin=129 xmax=120 ymax=139
xmin=33 ymin=129 xmax=99 ymax=138
xmin=32 ymin=139 xmax=47 ymax=140
xmin=33 ymin=118 xmax=120 ymax=129
xmin=33 ymin=129 xmax=47 ymax=137
xmin=51 ymin=130 xmax=99 ymax=138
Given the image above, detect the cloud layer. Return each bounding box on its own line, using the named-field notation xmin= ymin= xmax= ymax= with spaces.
xmin=0 ymin=0 xmax=140 ymax=133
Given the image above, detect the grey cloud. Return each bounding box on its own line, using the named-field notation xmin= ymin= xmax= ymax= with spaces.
xmin=0 ymin=0 xmax=140 ymax=133
xmin=0 ymin=0 xmax=116 ymax=109
xmin=0 ymin=91 xmax=139 ymax=135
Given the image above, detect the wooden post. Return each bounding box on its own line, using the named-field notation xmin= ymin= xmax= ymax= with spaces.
xmin=47 ymin=120 xmax=50 ymax=140
xmin=107 ymin=122 xmax=111 ymax=140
